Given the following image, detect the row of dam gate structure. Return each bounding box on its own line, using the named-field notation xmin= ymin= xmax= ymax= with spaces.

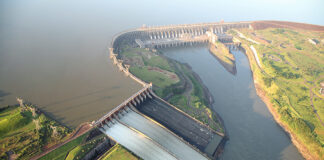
xmin=95 ymin=84 xmax=224 ymax=160
xmin=111 ymin=21 xmax=251 ymax=52
xmin=96 ymin=21 xmax=252 ymax=160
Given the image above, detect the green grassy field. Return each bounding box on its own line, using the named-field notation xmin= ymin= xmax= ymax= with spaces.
xmin=231 ymin=28 xmax=324 ymax=159
xmin=120 ymin=47 xmax=174 ymax=72
xmin=65 ymin=146 xmax=82 ymax=160
xmin=40 ymin=129 xmax=107 ymax=160
xmin=39 ymin=133 xmax=88 ymax=160
xmin=99 ymin=144 xmax=140 ymax=160
xmin=129 ymin=66 xmax=178 ymax=89
xmin=0 ymin=105 xmax=70 ymax=160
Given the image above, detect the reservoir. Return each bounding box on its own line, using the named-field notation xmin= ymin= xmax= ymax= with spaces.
xmin=163 ymin=47 xmax=304 ymax=160
xmin=0 ymin=0 xmax=323 ymax=128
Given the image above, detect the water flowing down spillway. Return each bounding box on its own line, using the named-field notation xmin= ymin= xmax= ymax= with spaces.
xmin=101 ymin=108 xmax=209 ymax=160
xmin=119 ymin=110 xmax=208 ymax=160
xmin=102 ymin=120 xmax=178 ymax=160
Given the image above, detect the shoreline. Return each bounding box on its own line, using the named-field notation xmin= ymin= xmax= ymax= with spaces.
xmin=188 ymin=60 xmax=227 ymax=136
xmin=113 ymin=46 xmax=227 ymax=158
xmin=161 ymin=52 xmax=227 ymax=158
xmin=240 ymin=45 xmax=314 ymax=160
xmin=208 ymin=44 xmax=237 ymax=75
xmin=254 ymin=83 xmax=313 ymax=160
xmin=108 ymin=21 xmax=324 ymax=159
xmin=0 ymin=102 xmax=91 ymax=160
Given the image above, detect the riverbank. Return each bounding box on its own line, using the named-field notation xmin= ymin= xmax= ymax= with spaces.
xmin=166 ymin=58 xmax=225 ymax=134
xmin=208 ymin=42 xmax=237 ymax=75
xmin=238 ymin=28 xmax=323 ymax=159
xmin=117 ymin=45 xmax=225 ymax=133
xmin=255 ymin=83 xmax=314 ymax=160
xmin=31 ymin=122 xmax=92 ymax=160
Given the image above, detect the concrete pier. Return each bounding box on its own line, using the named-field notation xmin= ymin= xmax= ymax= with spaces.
xmin=136 ymin=97 xmax=223 ymax=157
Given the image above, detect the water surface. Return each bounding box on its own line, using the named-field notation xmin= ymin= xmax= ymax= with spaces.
xmin=163 ymin=47 xmax=304 ymax=160
xmin=1 ymin=0 xmax=323 ymax=127
xmin=119 ymin=110 xmax=208 ymax=160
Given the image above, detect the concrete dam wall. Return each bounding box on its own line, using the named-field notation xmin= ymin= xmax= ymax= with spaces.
xmin=97 ymin=88 xmax=223 ymax=159
xmin=97 ymin=88 xmax=212 ymax=159
xmin=96 ymin=21 xmax=252 ymax=160
xmin=112 ymin=21 xmax=250 ymax=51
xmin=136 ymin=97 xmax=224 ymax=157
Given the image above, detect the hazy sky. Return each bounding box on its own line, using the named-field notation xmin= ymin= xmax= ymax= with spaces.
xmin=1 ymin=0 xmax=324 ymax=25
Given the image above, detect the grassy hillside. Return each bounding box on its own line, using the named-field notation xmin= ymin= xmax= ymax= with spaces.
xmin=119 ymin=45 xmax=224 ymax=133
xmin=0 ymin=105 xmax=71 ymax=159
xmin=230 ymin=28 xmax=324 ymax=159
xmin=99 ymin=144 xmax=140 ymax=160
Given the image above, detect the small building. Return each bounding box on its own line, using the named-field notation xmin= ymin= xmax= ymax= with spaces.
xmin=320 ymin=82 xmax=324 ymax=95
xmin=206 ymin=31 xmax=233 ymax=43
xmin=308 ymin=38 xmax=318 ymax=45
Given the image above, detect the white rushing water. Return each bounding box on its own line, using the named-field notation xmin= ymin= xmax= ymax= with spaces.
xmin=119 ymin=110 xmax=208 ymax=160
xmin=102 ymin=121 xmax=178 ymax=160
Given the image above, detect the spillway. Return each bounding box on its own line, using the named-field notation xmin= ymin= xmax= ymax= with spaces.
xmin=137 ymin=97 xmax=223 ymax=154
xmin=101 ymin=120 xmax=178 ymax=160
xmin=119 ymin=109 xmax=208 ymax=160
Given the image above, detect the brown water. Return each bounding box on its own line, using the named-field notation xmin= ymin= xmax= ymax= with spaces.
xmin=0 ymin=0 xmax=143 ymax=127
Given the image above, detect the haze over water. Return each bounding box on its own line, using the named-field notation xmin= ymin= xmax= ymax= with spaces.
xmin=0 ymin=0 xmax=323 ymax=130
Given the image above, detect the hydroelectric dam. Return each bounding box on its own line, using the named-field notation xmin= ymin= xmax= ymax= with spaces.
xmin=95 ymin=21 xmax=251 ymax=160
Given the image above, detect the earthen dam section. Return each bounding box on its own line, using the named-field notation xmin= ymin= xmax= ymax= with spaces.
xmin=96 ymin=21 xmax=252 ymax=160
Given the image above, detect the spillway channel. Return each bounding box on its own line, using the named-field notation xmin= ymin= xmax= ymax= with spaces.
xmin=101 ymin=120 xmax=178 ymax=160
xmin=101 ymin=108 xmax=209 ymax=160
xmin=119 ymin=109 xmax=208 ymax=160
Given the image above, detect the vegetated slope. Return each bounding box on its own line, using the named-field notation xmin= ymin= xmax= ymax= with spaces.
xmin=209 ymin=41 xmax=237 ymax=75
xmin=0 ymin=104 xmax=71 ymax=159
xmin=118 ymin=45 xmax=224 ymax=133
xmin=39 ymin=130 xmax=108 ymax=160
xmin=99 ymin=144 xmax=140 ymax=160
xmin=231 ymin=27 xmax=324 ymax=160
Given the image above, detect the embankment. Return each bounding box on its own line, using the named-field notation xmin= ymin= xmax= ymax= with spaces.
xmin=208 ymin=43 xmax=237 ymax=75
xmin=240 ymin=44 xmax=317 ymax=160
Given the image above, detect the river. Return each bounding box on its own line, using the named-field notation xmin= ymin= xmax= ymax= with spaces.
xmin=163 ymin=47 xmax=304 ymax=160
